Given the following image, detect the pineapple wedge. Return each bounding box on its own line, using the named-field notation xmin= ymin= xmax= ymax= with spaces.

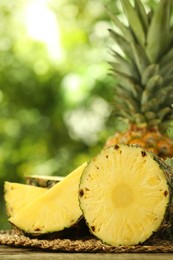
xmin=9 ymin=162 xmax=87 ymax=235
xmin=79 ymin=145 xmax=173 ymax=246
xmin=4 ymin=182 xmax=47 ymax=217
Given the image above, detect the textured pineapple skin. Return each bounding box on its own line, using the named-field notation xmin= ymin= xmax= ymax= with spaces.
xmin=151 ymin=154 xmax=173 ymax=240
xmin=105 ymin=125 xmax=173 ymax=159
xmin=25 ymin=175 xmax=64 ymax=188
xmin=79 ymin=145 xmax=173 ymax=246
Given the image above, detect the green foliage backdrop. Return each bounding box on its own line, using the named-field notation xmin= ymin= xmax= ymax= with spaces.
xmin=0 ymin=0 xmax=163 ymax=228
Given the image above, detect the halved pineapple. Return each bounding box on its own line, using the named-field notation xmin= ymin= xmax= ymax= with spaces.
xmin=79 ymin=145 xmax=173 ymax=246
xmin=9 ymin=162 xmax=87 ymax=235
xmin=25 ymin=175 xmax=63 ymax=188
xmin=4 ymin=182 xmax=47 ymax=217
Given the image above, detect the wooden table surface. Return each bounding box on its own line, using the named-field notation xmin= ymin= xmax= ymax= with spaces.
xmin=1 ymin=245 xmax=173 ymax=260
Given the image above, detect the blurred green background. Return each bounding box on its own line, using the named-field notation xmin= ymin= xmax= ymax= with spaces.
xmin=0 ymin=0 xmax=160 ymax=228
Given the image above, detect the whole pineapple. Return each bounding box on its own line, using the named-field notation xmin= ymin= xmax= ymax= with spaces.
xmin=105 ymin=0 xmax=173 ymax=159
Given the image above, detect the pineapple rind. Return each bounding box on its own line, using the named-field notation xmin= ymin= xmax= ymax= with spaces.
xmin=25 ymin=175 xmax=63 ymax=188
xmin=9 ymin=162 xmax=87 ymax=234
xmin=79 ymin=145 xmax=171 ymax=246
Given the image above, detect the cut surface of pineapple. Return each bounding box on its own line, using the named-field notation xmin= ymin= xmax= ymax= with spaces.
xmin=4 ymin=182 xmax=47 ymax=217
xmin=9 ymin=162 xmax=87 ymax=234
xmin=79 ymin=145 xmax=171 ymax=246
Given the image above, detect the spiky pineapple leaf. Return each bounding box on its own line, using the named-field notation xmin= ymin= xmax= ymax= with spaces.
xmin=141 ymin=89 xmax=151 ymax=106
xmin=145 ymin=111 xmax=157 ymax=121
xmin=108 ymin=29 xmax=135 ymax=64
xmin=120 ymin=0 xmax=145 ymax=47
xmin=162 ymin=65 xmax=173 ymax=78
xmin=158 ymin=107 xmax=172 ymax=121
xmin=131 ymin=42 xmax=150 ymax=76
xmin=163 ymin=76 xmax=173 ymax=86
xmin=117 ymin=95 xmax=139 ymax=114
xmin=147 ymin=9 xmax=154 ymax=25
xmin=142 ymin=64 xmax=160 ymax=86
xmin=159 ymin=48 xmax=173 ymax=67
xmin=114 ymin=89 xmax=137 ymax=107
xmin=160 ymin=59 xmax=173 ymax=78
xmin=145 ymin=75 xmax=163 ymax=91
xmin=105 ymin=7 xmax=134 ymax=42
xmin=134 ymin=0 xmax=148 ymax=34
xmin=153 ymin=86 xmax=173 ymax=107
xmin=109 ymin=61 xmax=136 ymax=80
xmin=146 ymin=0 xmax=171 ymax=62
xmin=141 ymin=96 xmax=169 ymax=114
xmin=109 ymin=49 xmax=139 ymax=80
xmin=165 ymin=158 xmax=173 ymax=168
xmin=112 ymin=70 xmax=142 ymax=98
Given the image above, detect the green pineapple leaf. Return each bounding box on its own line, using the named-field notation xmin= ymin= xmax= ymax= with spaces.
xmin=134 ymin=0 xmax=148 ymax=34
xmin=158 ymin=107 xmax=172 ymax=121
xmin=105 ymin=7 xmax=134 ymax=42
xmin=131 ymin=42 xmax=150 ymax=76
xmin=141 ymin=89 xmax=150 ymax=106
xmin=163 ymin=75 xmax=173 ymax=85
xmin=145 ymin=112 xmax=157 ymax=120
xmin=142 ymin=64 xmax=160 ymax=86
xmin=146 ymin=0 xmax=171 ymax=62
xmin=160 ymin=48 xmax=173 ymax=67
xmin=133 ymin=113 xmax=147 ymax=124
xmin=165 ymin=158 xmax=173 ymax=168
xmin=109 ymin=49 xmax=139 ymax=80
xmin=161 ymin=65 xmax=173 ymax=78
xmin=109 ymin=61 xmax=136 ymax=80
xmin=160 ymin=55 xmax=173 ymax=77
xmin=112 ymin=70 xmax=142 ymax=98
xmin=145 ymin=75 xmax=163 ymax=91
xmin=120 ymin=0 xmax=146 ymax=47
xmin=108 ymin=29 xmax=135 ymax=64
xmin=156 ymin=86 xmax=173 ymax=105
xmin=141 ymin=96 xmax=162 ymax=113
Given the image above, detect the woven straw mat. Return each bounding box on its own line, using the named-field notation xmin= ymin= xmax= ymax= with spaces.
xmin=1 ymin=230 xmax=173 ymax=253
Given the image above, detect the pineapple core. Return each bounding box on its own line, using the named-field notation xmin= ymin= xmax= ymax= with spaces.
xmin=112 ymin=183 xmax=134 ymax=208
xmin=79 ymin=145 xmax=170 ymax=246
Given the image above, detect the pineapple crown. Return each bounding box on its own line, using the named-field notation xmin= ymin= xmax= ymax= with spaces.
xmin=107 ymin=0 xmax=173 ymax=130
xmin=165 ymin=157 xmax=173 ymax=168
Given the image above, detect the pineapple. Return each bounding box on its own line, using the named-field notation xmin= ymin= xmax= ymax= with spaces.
xmin=25 ymin=175 xmax=64 ymax=188
xmin=79 ymin=145 xmax=173 ymax=246
xmin=4 ymin=182 xmax=47 ymax=217
xmin=8 ymin=162 xmax=87 ymax=235
xmin=105 ymin=0 xmax=173 ymax=159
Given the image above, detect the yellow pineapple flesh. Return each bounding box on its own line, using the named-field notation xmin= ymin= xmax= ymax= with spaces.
xmin=9 ymin=162 xmax=87 ymax=235
xmin=79 ymin=145 xmax=173 ymax=246
xmin=4 ymin=182 xmax=47 ymax=217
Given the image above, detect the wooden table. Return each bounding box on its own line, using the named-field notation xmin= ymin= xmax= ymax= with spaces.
xmin=0 ymin=245 xmax=173 ymax=260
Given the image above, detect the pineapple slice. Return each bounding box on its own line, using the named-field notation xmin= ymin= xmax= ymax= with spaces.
xmin=79 ymin=145 xmax=173 ymax=246
xmin=4 ymin=182 xmax=47 ymax=217
xmin=25 ymin=175 xmax=63 ymax=188
xmin=9 ymin=162 xmax=87 ymax=235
